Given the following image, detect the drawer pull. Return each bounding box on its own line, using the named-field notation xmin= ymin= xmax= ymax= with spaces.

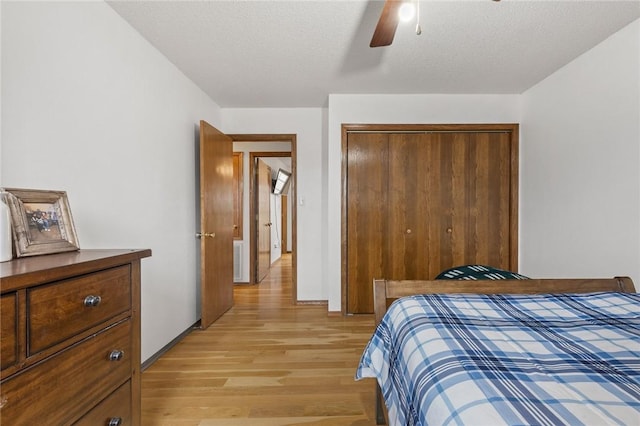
xmin=83 ymin=295 xmax=102 ymax=307
xmin=108 ymin=350 xmax=124 ymax=361
xmin=108 ymin=417 xmax=123 ymax=426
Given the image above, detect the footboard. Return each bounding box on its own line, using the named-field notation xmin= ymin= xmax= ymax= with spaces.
xmin=369 ymin=276 xmax=636 ymax=425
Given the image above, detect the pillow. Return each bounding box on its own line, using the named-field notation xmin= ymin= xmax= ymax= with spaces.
xmin=436 ymin=264 xmax=529 ymax=280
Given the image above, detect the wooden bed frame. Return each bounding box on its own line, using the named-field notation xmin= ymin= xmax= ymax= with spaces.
xmin=370 ymin=276 xmax=637 ymax=425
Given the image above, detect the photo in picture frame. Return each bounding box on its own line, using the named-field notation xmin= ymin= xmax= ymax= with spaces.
xmin=2 ymin=188 xmax=80 ymax=257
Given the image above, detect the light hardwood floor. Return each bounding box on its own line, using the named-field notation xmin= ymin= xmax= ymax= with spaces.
xmin=142 ymin=254 xmax=379 ymax=425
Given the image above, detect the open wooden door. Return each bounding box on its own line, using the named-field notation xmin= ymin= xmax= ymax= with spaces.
xmin=199 ymin=120 xmax=234 ymax=329
xmin=256 ymin=159 xmax=271 ymax=283
xmin=281 ymin=195 xmax=288 ymax=252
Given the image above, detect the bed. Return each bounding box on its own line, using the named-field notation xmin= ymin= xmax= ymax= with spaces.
xmin=355 ymin=274 xmax=639 ymax=425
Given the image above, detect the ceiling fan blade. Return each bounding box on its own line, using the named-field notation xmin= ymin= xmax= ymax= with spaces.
xmin=370 ymin=0 xmax=402 ymax=48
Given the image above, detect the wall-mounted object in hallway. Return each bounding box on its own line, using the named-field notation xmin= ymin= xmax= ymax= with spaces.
xmin=272 ymin=169 xmax=291 ymax=195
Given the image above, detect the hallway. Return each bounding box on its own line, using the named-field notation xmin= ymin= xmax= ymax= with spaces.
xmin=141 ymin=254 xmax=378 ymax=425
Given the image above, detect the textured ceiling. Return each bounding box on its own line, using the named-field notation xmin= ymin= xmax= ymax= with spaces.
xmin=108 ymin=0 xmax=640 ymax=108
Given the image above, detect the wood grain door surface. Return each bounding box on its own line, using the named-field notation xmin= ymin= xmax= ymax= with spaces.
xmin=346 ymin=133 xmax=388 ymax=314
xmin=232 ymin=152 xmax=243 ymax=240
xmin=281 ymin=195 xmax=288 ymax=252
xmin=199 ymin=120 xmax=234 ymax=329
xmin=387 ymin=132 xmax=512 ymax=280
xmin=256 ymin=159 xmax=271 ymax=283
xmin=346 ymin=128 xmax=517 ymax=314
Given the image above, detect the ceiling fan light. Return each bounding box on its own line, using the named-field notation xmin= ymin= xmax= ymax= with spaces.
xmin=398 ymin=2 xmax=415 ymax=22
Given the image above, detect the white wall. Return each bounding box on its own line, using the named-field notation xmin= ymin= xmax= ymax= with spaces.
xmin=222 ymin=108 xmax=327 ymax=301
xmin=520 ymin=19 xmax=640 ymax=282
xmin=0 ymin=2 xmax=3 ymax=170
xmin=1 ymin=1 xmax=222 ymax=362
xmin=327 ymin=94 xmax=521 ymax=311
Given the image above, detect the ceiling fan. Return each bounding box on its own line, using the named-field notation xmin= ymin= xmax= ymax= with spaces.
xmin=370 ymin=0 xmax=501 ymax=48
xmin=370 ymin=0 xmax=402 ymax=48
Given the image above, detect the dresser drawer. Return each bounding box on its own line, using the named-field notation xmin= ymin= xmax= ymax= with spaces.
xmin=0 ymin=293 xmax=18 ymax=370
xmin=74 ymin=380 xmax=131 ymax=426
xmin=0 ymin=319 xmax=131 ymax=425
xmin=28 ymin=265 xmax=131 ymax=354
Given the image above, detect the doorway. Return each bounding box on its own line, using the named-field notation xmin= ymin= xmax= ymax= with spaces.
xmin=230 ymin=134 xmax=298 ymax=303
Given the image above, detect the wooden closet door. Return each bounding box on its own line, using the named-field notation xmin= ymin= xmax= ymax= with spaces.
xmin=346 ymin=133 xmax=388 ymax=314
xmin=387 ymin=132 xmax=513 ymax=280
xmin=453 ymin=131 xmax=512 ymax=269
xmin=387 ymin=133 xmax=435 ymax=280
xmin=343 ymin=125 xmax=517 ymax=314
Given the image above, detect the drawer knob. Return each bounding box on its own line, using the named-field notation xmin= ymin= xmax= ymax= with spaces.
xmin=108 ymin=418 xmax=123 ymax=426
xmin=83 ymin=295 xmax=102 ymax=307
xmin=109 ymin=350 xmax=124 ymax=361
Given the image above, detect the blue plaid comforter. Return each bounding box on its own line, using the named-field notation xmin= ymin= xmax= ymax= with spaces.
xmin=355 ymin=292 xmax=640 ymax=425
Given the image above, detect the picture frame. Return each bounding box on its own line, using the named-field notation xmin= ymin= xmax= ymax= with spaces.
xmin=2 ymin=188 xmax=80 ymax=258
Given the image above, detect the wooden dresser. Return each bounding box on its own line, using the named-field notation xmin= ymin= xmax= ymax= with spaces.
xmin=0 ymin=249 xmax=151 ymax=425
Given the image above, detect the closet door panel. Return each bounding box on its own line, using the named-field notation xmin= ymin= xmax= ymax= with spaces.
xmin=448 ymin=132 xmax=512 ymax=270
xmin=346 ymin=133 xmax=388 ymax=314
xmin=388 ymin=132 xmax=513 ymax=279
xmin=388 ymin=133 xmax=442 ymax=280
xmin=444 ymin=132 xmax=485 ymax=270
xmin=478 ymin=132 xmax=512 ymax=268
xmin=435 ymin=133 xmax=455 ymax=275
xmin=427 ymin=132 xmax=477 ymax=277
